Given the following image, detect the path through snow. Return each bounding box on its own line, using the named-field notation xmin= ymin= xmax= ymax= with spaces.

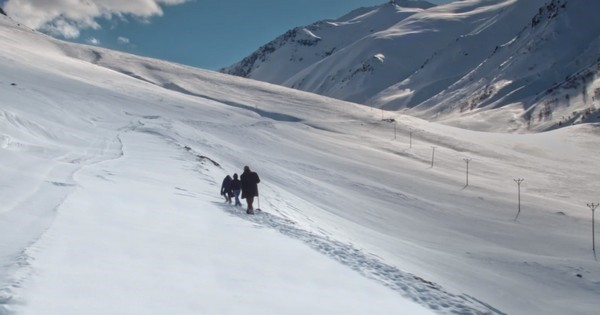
xmin=219 ymin=204 xmax=504 ymax=315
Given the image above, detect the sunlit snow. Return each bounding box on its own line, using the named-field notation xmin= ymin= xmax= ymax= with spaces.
xmin=0 ymin=6 xmax=599 ymax=315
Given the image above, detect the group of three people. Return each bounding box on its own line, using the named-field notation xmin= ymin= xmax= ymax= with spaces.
xmin=221 ymin=165 xmax=260 ymax=214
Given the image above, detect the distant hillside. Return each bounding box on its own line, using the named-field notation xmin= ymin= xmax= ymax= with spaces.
xmin=222 ymin=0 xmax=600 ymax=132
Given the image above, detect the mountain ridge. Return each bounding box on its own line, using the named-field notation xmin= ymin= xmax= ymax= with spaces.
xmin=222 ymin=0 xmax=600 ymax=132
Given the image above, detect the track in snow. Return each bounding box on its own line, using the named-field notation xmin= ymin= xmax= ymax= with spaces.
xmin=219 ymin=204 xmax=505 ymax=315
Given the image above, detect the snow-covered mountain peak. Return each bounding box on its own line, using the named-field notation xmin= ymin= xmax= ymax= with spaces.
xmin=390 ymin=0 xmax=435 ymax=9
xmin=220 ymin=1 xmax=430 ymax=85
xmin=223 ymin=0 xmax=600 ymax=132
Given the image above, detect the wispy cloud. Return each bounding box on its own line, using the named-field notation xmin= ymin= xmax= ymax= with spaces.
xmin=3 ymin=0 xmax=188 ymax=38
xmin=117 ymin=36 xmax=130 ymax=45
xmin=86 ymin=37 xmax=100 ymax=45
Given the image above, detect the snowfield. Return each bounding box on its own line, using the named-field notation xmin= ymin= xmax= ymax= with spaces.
xmin=0 ymin=9 xmax=599 ymax=315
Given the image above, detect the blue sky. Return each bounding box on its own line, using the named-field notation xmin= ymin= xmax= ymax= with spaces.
xmin=1 ymin=0 xmax=454 ymax=70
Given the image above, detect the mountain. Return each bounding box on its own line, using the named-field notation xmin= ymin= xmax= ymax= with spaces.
xmin=220 ymin=1 xmax=434 ymax=85
xmin=222 ymin=0 xmax=600 ymax=132
xmin=1 ymin=7 xmax=599 ymax=315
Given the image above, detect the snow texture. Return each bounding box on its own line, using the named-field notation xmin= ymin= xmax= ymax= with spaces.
xmin=223 ymin=0 xmax=600 ymax=133
xmin=0 ymin=6 xmax=599 ymax=315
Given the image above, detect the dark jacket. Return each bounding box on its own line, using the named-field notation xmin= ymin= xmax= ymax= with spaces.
xmin=230 ymin=178 xmax=241 ymax=191
xmin=240 ymin=170 xmax=260 ymax=199
xmin=221 ymin=175 xmax=232 ymax=195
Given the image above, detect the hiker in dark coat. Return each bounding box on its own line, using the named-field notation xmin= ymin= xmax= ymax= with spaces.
xmin=230 ymin=173 xmax=242 ymax=206
xmin=240 ymin=166 xmax=260 ymax=214
xmin=220 ymin=175 xmax=233 ymax=204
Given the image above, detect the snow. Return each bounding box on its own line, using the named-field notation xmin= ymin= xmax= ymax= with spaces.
xmin=16 ymin=130 xmax=431 ymax=315
xmin=224 ymin=0 xmax=600 ymax=133
xmin=1 ymin=9 xmax=600 ymax=315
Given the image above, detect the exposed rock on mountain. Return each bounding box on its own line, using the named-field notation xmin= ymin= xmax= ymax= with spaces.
xmin=223 ymin=0 xmax=600 ymax=132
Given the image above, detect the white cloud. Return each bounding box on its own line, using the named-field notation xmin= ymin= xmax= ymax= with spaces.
xmin=3 ymin=0 xmax=188 ymax=38
xmin=86 ymin=37 xmax=100 ymax=45
xmin=117 ymin=36 xmax=130 ymax=45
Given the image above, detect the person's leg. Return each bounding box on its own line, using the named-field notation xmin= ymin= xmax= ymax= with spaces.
xmin=234 ymin=190 xmax=241 ymax=206
xmin=246 ymin=196 xmax=254 ymax=214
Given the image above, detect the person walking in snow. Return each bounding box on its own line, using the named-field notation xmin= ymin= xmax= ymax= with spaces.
xmin=231 ymin=173 xmax=242 ymax=207
xmin=240 ymin=166 xmax=260 ymax=214
xmin=220 ymin=175 xmax=233 ymax=204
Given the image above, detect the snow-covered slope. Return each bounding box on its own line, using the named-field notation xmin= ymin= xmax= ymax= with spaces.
xmin=222 ymin=0 xmax=435 ymax=91
xmin=416 ymin=0 xmax=600 ymax=131
xmin=1 ymin=10 xmax=599 ymax=315
xmin=223 ymin=0 xmax=600 ymax=132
